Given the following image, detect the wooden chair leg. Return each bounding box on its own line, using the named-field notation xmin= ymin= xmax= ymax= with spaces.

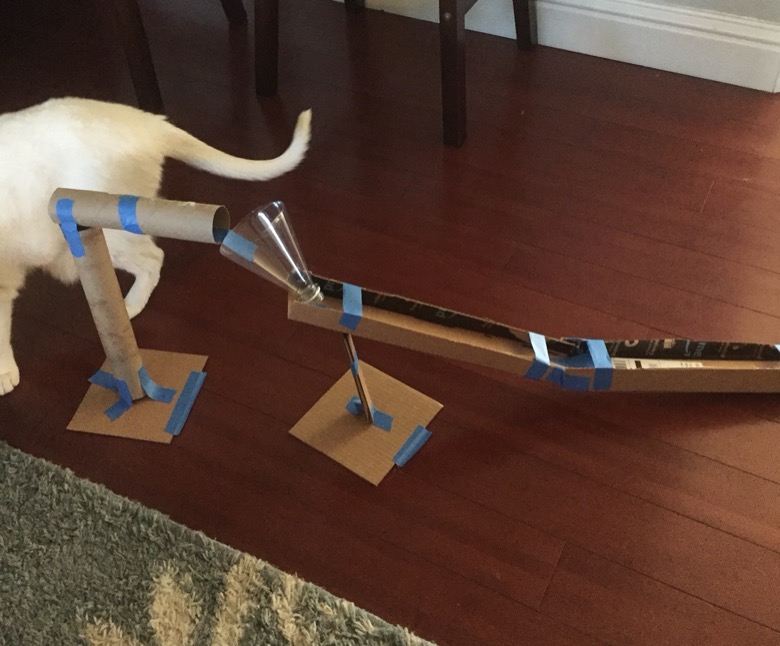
xmin=439 ymin=0 xmax=467 ymax=147
xmin=219 ymin=0 xmax=248 ymax=25
xmin=511 ymin=0 xmax=534 ymax=50
xmin=109 ymin=0 xmax=163 ymax=113
xmin=344 ymin=0 xmax=365 ymax=11
xmin=254 ymin=0 xmax=278 ymax=97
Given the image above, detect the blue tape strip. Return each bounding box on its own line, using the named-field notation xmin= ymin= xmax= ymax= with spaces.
xmin=346 ymin=395 xmax=363 ymax=416
xmin=393 ymin=425 xmax=432 ymax=467
xmin=339 ymin=283 xmax=363 ymax=331
xmin=345 ymin=396 xmax=394 ymax=431
xmin=350 ymin=357 xmax=360 ymax=377
xmin=222 ymin=230 xmax=257 ymax=262
xmin=138 ymin=366 xmax=176 ymax=403
xmin=117 ymin=195 xmax=143 ymax=234
xmin=164 ymin=371 xmax=206 ymax=436
xmin=545 ymin=367 xmax=591 ymax=392
xmin=89 ymin=369 xmax=133 ymax=420
xmin=524 ymin=332 xmax=550 ymax=380
xmin=372 ymin=408 xmax=393 ymax=431
xmin=55 ymin=198 xmax=85 ymax=258
xmin=587 ymin=339 xmax=613 ymax=391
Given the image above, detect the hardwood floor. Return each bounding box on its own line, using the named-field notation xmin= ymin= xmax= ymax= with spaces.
xmin=2 ymin=1 xmax=780 ymax=644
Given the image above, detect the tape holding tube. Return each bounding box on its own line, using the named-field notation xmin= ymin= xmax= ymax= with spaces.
xmin=54 ymin=198 xmax=86 ymax=258
xmin=117 ymin=195 xmax=143 ymax=234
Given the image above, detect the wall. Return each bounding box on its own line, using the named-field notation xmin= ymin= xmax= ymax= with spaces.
xmin=341 ymin=0 xmax=780 ymax=92
xmin=650 ymin=0 xmax=780 ymax=23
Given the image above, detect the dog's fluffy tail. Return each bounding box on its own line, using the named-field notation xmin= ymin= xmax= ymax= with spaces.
xmin=164 ymin=110 xmax=311 ymax=181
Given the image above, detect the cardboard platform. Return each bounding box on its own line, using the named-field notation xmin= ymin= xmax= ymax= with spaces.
xmin=290 ymin=363 xmax=442 ymax=485
xmin=67 ymin=349 xmax=208 ymax=443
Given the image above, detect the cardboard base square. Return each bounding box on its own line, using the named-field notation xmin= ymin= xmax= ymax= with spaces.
xmin=67 ymin=349 xmax=208 ymax=443
xmin=290 ymin=363 xmax=443 ymax=485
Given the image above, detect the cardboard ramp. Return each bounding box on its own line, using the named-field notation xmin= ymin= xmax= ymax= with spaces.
xmin=288 ymin=278 xmax=780 ymax=394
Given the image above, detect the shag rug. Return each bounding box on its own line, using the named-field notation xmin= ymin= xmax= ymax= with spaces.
xmin=0 ymin=442 xmax=433 ymax=645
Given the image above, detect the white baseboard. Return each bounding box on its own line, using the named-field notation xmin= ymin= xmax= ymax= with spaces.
xmin=343 ymin=0 xmax=780 ymax=92
xmin=536 ymin=0 xmax=780 ymax=92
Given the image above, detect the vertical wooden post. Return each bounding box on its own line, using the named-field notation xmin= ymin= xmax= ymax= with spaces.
xmin=341 ymin=333 xmax=375 ymax=425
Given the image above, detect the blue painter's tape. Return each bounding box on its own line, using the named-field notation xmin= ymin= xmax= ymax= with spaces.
xmin=393 ymin=425 xmax=432 ymax=467
xmin=350 ymin=357 xmax=360 ymax=377
xmin=164 ymin=371 xmax=206 ymax=436
xmin=117 ymin=195 xmax=143 ymax=234
xmin=345 ymin=396 xmax=393 ymax=431
xmin=372 ymin=408 xmax=393 ymax=431
xmin=138 ymin=365 xmax=176 ymax=403
xmin=55 ymin=198 xmax=85 ymax=258
xmin=524 ymin=332 xmax=550 ymax=380
xmin=89 ymin=369 xmax=133 ymax=420
xmin=346 ymin=395 xmax=363 ymax=416
xmin=339 ymin=283 xmax=363 ymax=331
xmin=222 ymin=230 xmax=257 ymax=262
xmin=587 ymin=339 xmax=613 ymax=391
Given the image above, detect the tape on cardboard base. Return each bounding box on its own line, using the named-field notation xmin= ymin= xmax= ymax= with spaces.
xmin=138 ymin=365 xmax=176 ymax=403
xmin=393 ymin=425 xmax=432 ymax=467
xmin=345 ymin=395 xmax=393 ymax=431
xmin=164 ymin=371 xmax=207 ymax=436
xmin=88 ymin=370 xmax=133 ymax=420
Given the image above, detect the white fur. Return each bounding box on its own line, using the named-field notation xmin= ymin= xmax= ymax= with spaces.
xmin=0 ymin=97 xmax=312 ymax=395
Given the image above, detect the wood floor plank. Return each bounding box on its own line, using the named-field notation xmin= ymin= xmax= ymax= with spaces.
xmin=403 ymin=420 xmax=780 ymax=630
xmin=541 ymin=543 xmax=780 ymax=646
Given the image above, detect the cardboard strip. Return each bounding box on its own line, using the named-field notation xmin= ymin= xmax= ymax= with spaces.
xmin=288 ymin=285 xmax=780 ymax=393
xmin=312 ymin=277 xmax=780 ymax=363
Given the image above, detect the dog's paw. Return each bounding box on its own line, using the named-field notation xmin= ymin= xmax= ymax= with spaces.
xmin=0 ymin=359 xmax=20 ymax=395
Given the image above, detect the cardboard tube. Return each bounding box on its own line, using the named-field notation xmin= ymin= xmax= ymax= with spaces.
xmin=49 ymin=188 xmax=230 ymax=244
xmin=75 ymin=228 xmax=144 ymax=400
